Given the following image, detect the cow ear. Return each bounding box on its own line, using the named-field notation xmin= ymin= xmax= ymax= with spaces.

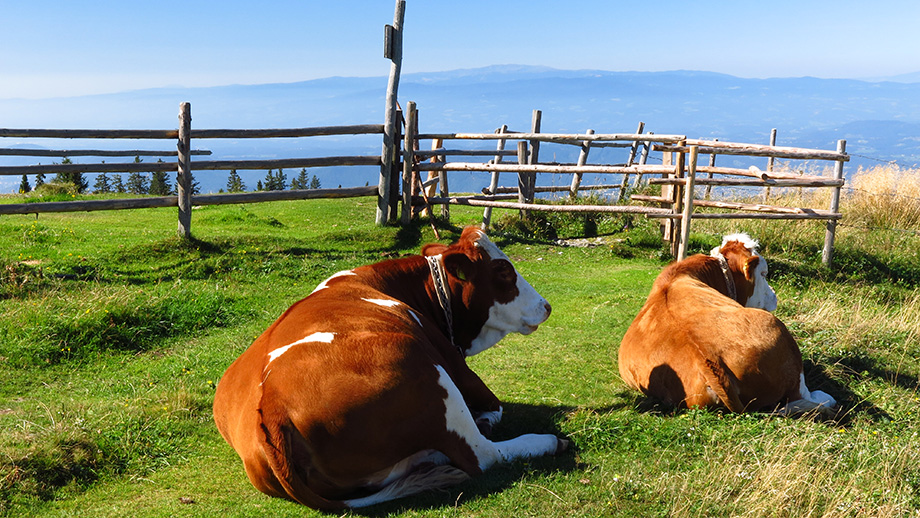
xmin=422 ymin=243 xmax=449 ymax=257
xmin=443 ymin=253 xmax=475 ymax=282
xmin=742 ymin=256 xmax=760 ymax=281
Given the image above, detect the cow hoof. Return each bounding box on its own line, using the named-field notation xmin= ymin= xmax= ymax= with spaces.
xmin=555 ymin=438 xmax=570 ymax=454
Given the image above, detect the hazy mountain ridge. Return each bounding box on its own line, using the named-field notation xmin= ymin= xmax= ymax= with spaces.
xmin=2 ymin=66 xmax=919 ymax=193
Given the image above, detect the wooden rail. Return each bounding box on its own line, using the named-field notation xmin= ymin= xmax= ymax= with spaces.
xmin=0 ymin=186 xmax=377 ymax=215
xmin=3 ymin=103 xmax=386 ymax=237
xmin=401 ymin=105 xmax=849 ymax=266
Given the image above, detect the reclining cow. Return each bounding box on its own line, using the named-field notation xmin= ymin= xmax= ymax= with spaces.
xmin=618 ymin=233 xmax=836 ymax=415
xmin=213 ymin=227 xmax=566 ymax=511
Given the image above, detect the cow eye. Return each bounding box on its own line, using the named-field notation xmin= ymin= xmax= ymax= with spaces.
xmin=492 ymin=260 xmax=516 ymax=286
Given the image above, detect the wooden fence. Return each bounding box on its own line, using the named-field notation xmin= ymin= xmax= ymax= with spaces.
xmin=400 ymin=103 xmax=849 ymax=266
xmin=0 ymin=102 xmax=383 ymax=237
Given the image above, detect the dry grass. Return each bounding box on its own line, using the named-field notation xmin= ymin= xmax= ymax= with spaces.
xmin=845 ymin=164 xmax=920 ymax=231
xmin=662 ymin=423 xmax=920 ymax=517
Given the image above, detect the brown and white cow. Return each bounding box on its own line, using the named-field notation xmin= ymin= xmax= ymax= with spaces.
xmin=213 ymin=227 xmax=565 ymax=511
xmin=618 ymin=233 xmax=836 ymax=415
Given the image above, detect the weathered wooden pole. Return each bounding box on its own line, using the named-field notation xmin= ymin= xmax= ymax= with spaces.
xmin=764 ymin=128 xmax=777 ymax=201
xmin=668 ymin=142 xmax=686 ymax=257
xmin=569 ymin=129 xmax=594 ymax=197
xmin=677 ymin=145 xmax=699 ymax=261
xmin=400 ymin=101 xmax=417 ymax=225
xmin=481 ymin=125 xmax=508 ymax=229
xmin=377 ymin=0 xmax=405 ymax=225
xmin=177 ymin=102 xmax=192 ymax=239
xmin=822 ymin=139 xmax=846 ymax=267
xmin=517 ymin=109 xmax=541 ymax=220
xmin=704 ymin=138 xmax=718 ymax=199
xmin=516 ymin=141 xmax=530 ymax=219
xmin=618 ymin=121 xmax=644 ymax=201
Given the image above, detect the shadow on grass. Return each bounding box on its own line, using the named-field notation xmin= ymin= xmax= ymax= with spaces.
xmin=811 ymin=352 xmax=920 ymax=425
xmin=615 ymin=361 xmax=892 ymax=426
xmin=349 ymin=401 xmax=581 ymax=516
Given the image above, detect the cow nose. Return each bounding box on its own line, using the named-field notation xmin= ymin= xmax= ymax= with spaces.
xmin=543 ymin=301 xmax=552 ymax=319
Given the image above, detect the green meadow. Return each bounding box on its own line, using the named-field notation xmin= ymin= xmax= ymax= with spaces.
xmin=2 ymin=174 xmax=919 ymax=516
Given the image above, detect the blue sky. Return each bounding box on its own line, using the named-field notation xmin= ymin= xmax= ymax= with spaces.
xmin=2 ymin=0 xmax=919 ymax=99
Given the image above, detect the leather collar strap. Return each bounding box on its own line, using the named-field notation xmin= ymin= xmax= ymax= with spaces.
xmin=426 ymin=254 xmax=464 ymax=356
xmin=715 ymin=253 xmax=737 ymax=303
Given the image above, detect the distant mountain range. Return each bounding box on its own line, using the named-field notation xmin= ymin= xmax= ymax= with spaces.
xmin=2 ymin=65 xmax=919 ymax=194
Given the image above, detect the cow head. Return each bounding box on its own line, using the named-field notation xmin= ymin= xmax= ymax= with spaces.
xmin=710 ymin=233 xmax=778 ymax=311
xmin=423 ymin=227 xmax=552 ymax=356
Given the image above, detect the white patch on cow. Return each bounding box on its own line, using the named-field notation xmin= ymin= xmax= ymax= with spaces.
xmin=311 ymin=270 xmax=356 ymax=294
xmin=777 ymin=373 xmax=837 ymax=416
xmin=469 ymin=272 xmax=551 ymax=356
xmin=358 ymin=449 xmax=450 ymax=488
xmin=712 ymin=234 xmax=778 ymax=312
xmin=746 ymin=254 xmax=778 ymax=311
xmin=466 ymin=230 xmax=551 ymax=356
xmin=265 ymin=331 xmax=336 ymax=365
xmin=362 ymin=297 xmax=402 ymax=308
xmin=435 ymin=365 xmax=558 ymax=470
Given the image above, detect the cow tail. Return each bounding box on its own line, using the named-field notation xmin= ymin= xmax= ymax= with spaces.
xmin=257 ymin=410 xmax=345 ymax=511
xmin=686 ymin=335 xmax=745 ymax=412
xmin=699 ymin=356 xmax=745 ymax=412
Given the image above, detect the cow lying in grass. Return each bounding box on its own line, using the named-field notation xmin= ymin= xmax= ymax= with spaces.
xmin=213 ymin=227 xmax=566 ymax=511
xmin=618 ymin=233 xmax=836 ymax=415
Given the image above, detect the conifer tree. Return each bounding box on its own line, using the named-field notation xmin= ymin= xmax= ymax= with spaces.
xmin=225 ymin=169 xmax=246 ymax=192
xmin=149 ymin=170 xmax=170 ymax=195
xmin=19 ymin=174 xmax=31 ymax=194
xmin=111 ymin=174 xmax=126 ymax=193
xmin=291 ymin=168 xmax=309 ymax=190
xmin=309 ymin=174 xmax=321 ymax=189
xmin=52 ymin=158 xmax=88 ymax=193
xmin=93 ymin=173 xmax=111 ymax=194
xmin=35 ymin=173 xmax=45 ymax=188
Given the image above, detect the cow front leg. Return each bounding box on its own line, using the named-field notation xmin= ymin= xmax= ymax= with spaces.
xmin=435 ymin=366 xmax=566 ymax=473
xmin=447 ymin=360 xmax=502 ymax=431
xmin=470 ymin=406 xmax=502 ymax=437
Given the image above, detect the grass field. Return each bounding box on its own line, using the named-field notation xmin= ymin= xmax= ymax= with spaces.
xmin=2 ymin=176 xmax=919 ymax=517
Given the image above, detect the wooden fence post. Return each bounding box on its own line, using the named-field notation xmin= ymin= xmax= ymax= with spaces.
xmin=822 ymin=139 xmax=846 ymax=267
xmin=569 ymin=129 xmax=594 ymax=197
xmin=669 ymin=142 xmax=686 ymax=257
xmin=764 ymin=128 xmax=777 ymax=201
xmin=618 ymin=121 xmax=645 ymax=201
xmin=177 ymin=102 xmax=192 ymax=239
xmin=482 ymin=125 xmax=508 ymax=229
xmin=377 ymin=0 xmax=405 ymax=225
xmin=704 ymin=138 xmax=718 ymax=199
xmin=677 ymin=145 xmax=699 ymax=260
xmin=400 ymin=101 xmax=417 ymax=225
xmin=525 ymin=109 xmax=541 ymax=203
xmin=633 ymin=131 xmax=653 ymax=188
xmin=516 ymin=141 xmax=530 ymax=219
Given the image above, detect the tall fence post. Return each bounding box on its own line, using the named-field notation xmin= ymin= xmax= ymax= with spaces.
xmin=400 ymin=101 xmax=417 ymax=225
xmin=618 ymin=121 xmax=645 ymax=201
xmin=822 ymin=139 xmax=846 ymax=267
xmin=677 ymin=145 xmax=699 ymax=261
xmin=516 ymin=141 xmax=530 ymax=219
xmin=377 ymin=0 xmax=405 ymax=226
xmin=764 ymin=128 xmax=777 ymax=201
xmin=482 ymin=124 xmax=508 ymax=229
xmin=569 ymin=129 xmax=594 ymax=197
xmin=177 ymin=102 xmax=192 ymax=239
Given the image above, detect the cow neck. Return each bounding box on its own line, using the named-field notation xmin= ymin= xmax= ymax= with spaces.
xmin=425 ymin=254 xmax=465 ymax=357
xmin=713 ymin=253 xmax=737 ymax=302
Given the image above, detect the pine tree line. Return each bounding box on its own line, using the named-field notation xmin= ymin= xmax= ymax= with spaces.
xmin=223 ymin=168 xmax=320 ymax=193
xmin=18 ymin=160 xmax=322 ymax=196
